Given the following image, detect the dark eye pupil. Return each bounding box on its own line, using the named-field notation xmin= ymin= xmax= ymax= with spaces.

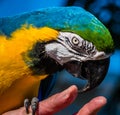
xmin=74 ymin=39 xmax=77 ymax=42
xmin=72 ymin=37 xmax=79 ymax=45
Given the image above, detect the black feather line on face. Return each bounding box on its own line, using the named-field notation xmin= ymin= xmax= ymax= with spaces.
xmin=25 ymin=41 xmax=63 ymax=75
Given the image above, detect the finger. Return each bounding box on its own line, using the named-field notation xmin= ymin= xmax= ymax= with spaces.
xmin=76 ymin=96 xmax=107 ymax=115
xmin=37 ymin=85 xmax=78 ymax=115
xmin=3 ymin=85 xmax=78 ymax=115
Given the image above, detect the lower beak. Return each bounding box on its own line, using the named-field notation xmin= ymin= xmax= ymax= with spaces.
xmin=64 ymin=57 xmax=110 ymax=93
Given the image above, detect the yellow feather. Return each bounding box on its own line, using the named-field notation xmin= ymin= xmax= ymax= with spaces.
xmin=0 ymin=25 xmax=58 ymax=114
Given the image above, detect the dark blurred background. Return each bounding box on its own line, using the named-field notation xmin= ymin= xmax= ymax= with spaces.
xmin=0 ymin=0 xmax=120 ymax=115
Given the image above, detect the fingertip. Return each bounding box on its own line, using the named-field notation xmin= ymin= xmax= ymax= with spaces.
xmin=61 ymin=85 xmax=78 ymax=98
xmin=68 ymin=85 xmax=78 ymax=93
xmin=77 ymin=96 xmax=107 ymax=115
xmin=91 ymin=96 xmax=107 ymax=106
xmin=60 ymin=85 xmax=78 ymax=103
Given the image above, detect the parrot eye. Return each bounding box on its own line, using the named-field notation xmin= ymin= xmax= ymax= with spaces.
xmin=72 ymin=37 xmax=79 ymax=45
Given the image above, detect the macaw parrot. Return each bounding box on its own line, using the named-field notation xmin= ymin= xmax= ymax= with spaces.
xmin=0 ymin=6 xmax=114 ymax=114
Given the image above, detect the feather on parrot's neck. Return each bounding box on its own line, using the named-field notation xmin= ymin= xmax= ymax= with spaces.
xmin=0 ymin=24 xmax=61 ymax=78
xmin=0 ymin=25 xmax=59 ymax=67
xmin=0 ymin=26 xmax=59 ymax=94
xmin=0 ymin=26 xmax=60 ymax=113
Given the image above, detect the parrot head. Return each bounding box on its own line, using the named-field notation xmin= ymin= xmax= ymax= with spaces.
xmin=44 ymin=31 xmax=111 ymax=92
xmin=23 ymin=7 xmax=114 ymax=93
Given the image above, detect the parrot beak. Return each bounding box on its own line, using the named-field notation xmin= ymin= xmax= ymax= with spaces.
xmin=64 ymin=57 xmax=110 ymax=93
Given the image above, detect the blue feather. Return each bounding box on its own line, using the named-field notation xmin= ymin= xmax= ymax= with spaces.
xmin=0 ymin=7 xmax=99 ymax=36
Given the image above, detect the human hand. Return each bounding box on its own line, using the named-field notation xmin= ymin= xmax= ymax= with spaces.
xmin=3 ymin=85 xmax=107 ymax=115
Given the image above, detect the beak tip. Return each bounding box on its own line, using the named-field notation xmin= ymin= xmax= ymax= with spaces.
xmin=78 ymin=57 xmax=110 ymax=93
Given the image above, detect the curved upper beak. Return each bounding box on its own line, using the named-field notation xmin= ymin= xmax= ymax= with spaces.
xmin=64 ymin=57 xmax=110 ymax=93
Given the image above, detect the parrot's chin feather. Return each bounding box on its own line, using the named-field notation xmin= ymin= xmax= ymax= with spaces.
xmin=64 ymin=57 xmax=110 ymax=93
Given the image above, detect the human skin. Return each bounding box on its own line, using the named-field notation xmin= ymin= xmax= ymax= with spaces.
xmin=3 ymin=85 xmax=107 ymax=115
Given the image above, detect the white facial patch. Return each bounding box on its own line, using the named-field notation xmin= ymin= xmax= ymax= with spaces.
xmin=45 ymin=43 xmax=82 ymax=65
xmin=45 ymin=32 xmax=107 ymax=65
